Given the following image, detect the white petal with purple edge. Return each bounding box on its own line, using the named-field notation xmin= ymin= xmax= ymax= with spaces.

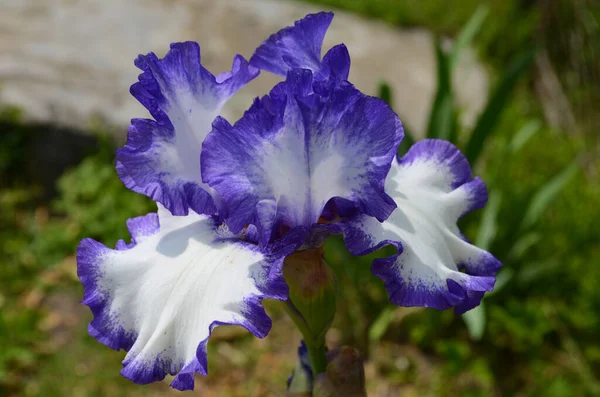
xmin=117 ymin=42 xmax=259 ymax=216
xmin=342 ymin=140 xmax=501 ymax=314
xmin=76 ymin=206 xmax=288 ymax=390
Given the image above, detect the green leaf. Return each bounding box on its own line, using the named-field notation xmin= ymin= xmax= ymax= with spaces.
xmin=465 ymin=47 xmax=537 ymax=165
xmin=368 ymin=305 xmax=396 ymax=342
xmin=463 ymin=302 xmax=486 ymax=340
xmin=426 ymin=38 xmax=457 ymax=142
xmin=475 ymin=190 xmax=502 ymax=250
xmin=509 ymin=120 xmax=541 ymax=154
xmin=449 ymin=5 xmax=490 ymax=69
xmin=521 ymin=160 xmax=579 ymax=229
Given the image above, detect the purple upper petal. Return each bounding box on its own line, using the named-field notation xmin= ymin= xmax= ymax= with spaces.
xmin=250 ymin=12 xmax=334 ymax=77
xmin=201 ymin=71 xmax=403 ymax=246
xmin=314 ymin=44 xmax=351 ymax=82
xmin=340 ymin=139 xmax=502 ymax=314
xmin=117 ymin=42 xmax=259 ymax=216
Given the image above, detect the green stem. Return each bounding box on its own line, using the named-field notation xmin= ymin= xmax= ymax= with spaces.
xmin=306 ymin=341 xmax=328 ymax=376
xmin=283 ymin=300 xmax=329 ymax=376
xmin=283 ymin=300 xmax=312 ymax=340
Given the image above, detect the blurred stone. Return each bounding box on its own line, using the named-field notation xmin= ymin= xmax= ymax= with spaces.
xmin=0 ymin=0 xmax=488 ymax=138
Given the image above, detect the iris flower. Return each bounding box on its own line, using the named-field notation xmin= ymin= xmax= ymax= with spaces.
xmin=77 ymin=12 xmax=501 ymax=390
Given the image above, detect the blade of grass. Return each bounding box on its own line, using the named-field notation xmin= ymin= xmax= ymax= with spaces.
xmin=377 ymin=80 xmax=416 ymax=156
xmin=449 ymin=5 xmax=490 ymax=69
xmin=426 ymin=38 xmax=457 ymax=141
xmin=518 ymin=258 xmax=560 ymax=284
xmin=465 ymin=47 xmax=537 ymax=165
xmin=507 ymin=232 xmax=542 ymax=261
xmin=368 ymin=305 xmax=396 ymax=342
xmin=509 ymin=120 xmax=541 ymax=154
xmin=475 ymin=190 xmax=502 ymax=250
xmin=521 ymin=160 xmax=579 ymax=229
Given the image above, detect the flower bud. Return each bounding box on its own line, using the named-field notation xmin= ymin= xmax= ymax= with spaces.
xmin=313 ymin=346 xmax=367 ymax=397
xmin=283 ymin=248 xmax=337 ymax=342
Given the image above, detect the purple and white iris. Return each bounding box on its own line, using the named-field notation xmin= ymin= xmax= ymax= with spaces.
xmin=77 ymin=12 xmax=501 ymax=390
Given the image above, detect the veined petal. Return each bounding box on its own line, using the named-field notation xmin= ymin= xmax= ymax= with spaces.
xmin=341 ymin=140 xmax=501 ymax=313
xmin=202 ymin=71 xmax=403 ymax=246
xmin=250 ymin=12 xmax=333 ymax=76
xmin=117 ymin=42 xmax=259 ymax=216
xmin=76 ymin=206 xmax=292 ymax=390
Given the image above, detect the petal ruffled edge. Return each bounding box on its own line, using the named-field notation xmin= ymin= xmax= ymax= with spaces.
xmin=337 ymin=140 xmax=501 ymax=314
xmin=118 ymin=42 xmax=259 ymax=216
xmin=77 ymin=208 xmax=301 ymax=390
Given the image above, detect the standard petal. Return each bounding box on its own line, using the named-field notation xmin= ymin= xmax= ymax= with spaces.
xmin=341 ymin=140 xmax=501 ymax=313
xmin=117 ymin=42 xmax=259 ymax=216
xmin=250 ymin=12 xmax=335 ymax=77
xmin=314 ymin=44 xmax=351 ymax=83
xmin=202 ymin=72 xmax=403 ymax=245
xmin=76 ymin=206 xmax=289 ymax=390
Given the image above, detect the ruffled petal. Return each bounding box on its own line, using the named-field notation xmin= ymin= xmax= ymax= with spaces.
xmin=117 ymin=42 xmax=259 ymax=216
xmin=202 ymin=71 xmax=403 ymax=246
xmin=76 ymin=206 xmax=290 ymax=390
xmin=250 ymin=12 xmax=333 ymax=77
xmin=114 ymin=213 xmax=160 ymax=251
xmin=341 ymin=140 xmax=501 ymax=313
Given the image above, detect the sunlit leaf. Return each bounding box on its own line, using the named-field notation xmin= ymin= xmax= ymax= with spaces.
xmin=463 ymin=303 xmax=485 ymax=340
xmin=463 ymin=267 xmax=513 ymax=339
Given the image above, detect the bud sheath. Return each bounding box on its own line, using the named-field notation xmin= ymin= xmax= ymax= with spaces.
xmin=283 ymin=248 xmax=337 ymax=375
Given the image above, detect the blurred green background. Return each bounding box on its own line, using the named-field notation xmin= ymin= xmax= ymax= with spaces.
xmin=1 ymin=0 xmax=598 ymax=396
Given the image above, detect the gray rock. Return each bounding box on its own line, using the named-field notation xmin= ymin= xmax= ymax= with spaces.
xmin=0 ymin=0 xmax=488 ymax=138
